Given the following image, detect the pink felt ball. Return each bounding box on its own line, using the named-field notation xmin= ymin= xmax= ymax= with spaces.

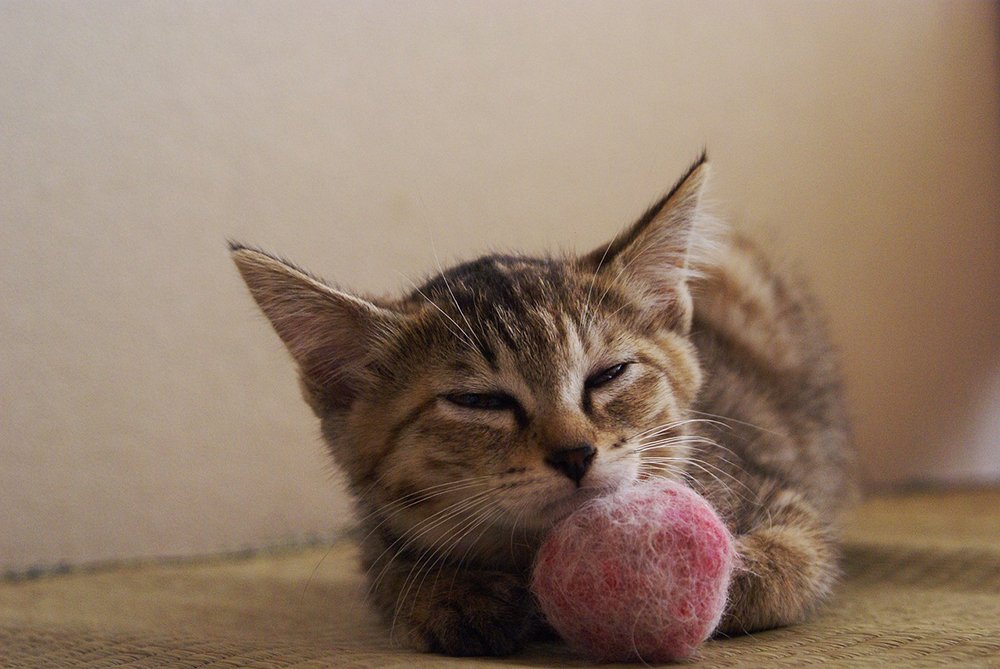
xmin=531 ymin=479 xmax=736 ymax=663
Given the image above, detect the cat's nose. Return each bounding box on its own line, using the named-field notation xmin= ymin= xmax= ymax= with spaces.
xmin=545 ymin=443 xmax=597 ymax=486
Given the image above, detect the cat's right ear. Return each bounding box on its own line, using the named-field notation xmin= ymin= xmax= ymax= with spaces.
xmin=229 ymin=243 xmax=400 ymax=413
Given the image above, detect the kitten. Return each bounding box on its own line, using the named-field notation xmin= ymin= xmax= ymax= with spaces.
xmin=230 ymin=154 xmax=856 ymax=656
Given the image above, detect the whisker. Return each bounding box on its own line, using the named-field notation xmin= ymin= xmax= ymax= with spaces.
xmin=506 ymin=497 xmax=532 ymax=565
xmin=688 ymin=408 xmax=788 ymax=439
xmin=366 ymin=490 xmax=497 ymax=604
xmin=430 ymin=238 xmax=488 ymax=354
xmin=631 ymin=419 xmax=747 ymax=463
xmin=587 ymin=226 xmax=677 ymax=326
xmin=354 ymin=475 xmax=493 ymax=530
xmin=392 ymin=495 xmax=499 ymax=633
xmin=627 ymin=417 xmax=728 ymax=443
xmin=638 ymin=460 xmax=683 ymax=482
xmin=641 ymin=455 xmax=755 ymax=500
xmin=395 ymin=271 xmax=480 ymax=353
xmin=438 ymin=503 xmax=509 ymax=603
xmin=353 ymin=479 xmax=495 ymax=558
xmin=634 ymin=435 xmax=724 ymax=451
xmin=582 ymin=238 xmax=616 ymax=332
xmin=367 ymin=489 xmax=493 ymax=575
xmin=299 ymin=542 xmax=336 ymax=605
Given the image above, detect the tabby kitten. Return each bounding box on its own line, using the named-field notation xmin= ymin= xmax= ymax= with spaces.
xmin=231 ymin=155 xmax=856 ymax=656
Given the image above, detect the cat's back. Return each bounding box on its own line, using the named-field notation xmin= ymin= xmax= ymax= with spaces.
xmin=689 ymin=232 xmax=856 ymax=530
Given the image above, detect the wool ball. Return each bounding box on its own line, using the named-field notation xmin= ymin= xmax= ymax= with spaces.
xmin=531 ymin=479 xmax=735 ymax=663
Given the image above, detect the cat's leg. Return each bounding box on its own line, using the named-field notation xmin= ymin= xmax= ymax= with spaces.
xmin=365 ymin=547 xmax=539 ymax=656
xmin=717 ymin=488 xmax=839 ymax=636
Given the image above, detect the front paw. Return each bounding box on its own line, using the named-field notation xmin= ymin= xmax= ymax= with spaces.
xmin=402 ymin=569 xmax=535 ymax=656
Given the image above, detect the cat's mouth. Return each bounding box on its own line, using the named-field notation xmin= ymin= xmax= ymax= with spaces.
xmin=536 ymin=463 xmax=642 ymax=524
xmin=541 ymin=484 xmax=618 ymax=523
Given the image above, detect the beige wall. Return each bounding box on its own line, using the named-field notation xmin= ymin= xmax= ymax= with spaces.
xmin=2 ymin=1 xmax=997 ymax=571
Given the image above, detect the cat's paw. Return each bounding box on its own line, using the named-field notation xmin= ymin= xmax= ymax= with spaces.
xmin=402 ymin=569 xmax=536 ymax=656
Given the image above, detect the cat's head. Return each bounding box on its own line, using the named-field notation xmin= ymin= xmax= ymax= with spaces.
xmin=232 ymin=155 xmax=713 ymax=560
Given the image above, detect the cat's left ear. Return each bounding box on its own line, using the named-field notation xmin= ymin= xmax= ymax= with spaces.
xmin=580 ymin=153 xmax=711 ymax=333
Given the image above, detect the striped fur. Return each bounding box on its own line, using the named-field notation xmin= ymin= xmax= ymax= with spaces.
xmin=231 ymin=155 xmax=856 ymax=656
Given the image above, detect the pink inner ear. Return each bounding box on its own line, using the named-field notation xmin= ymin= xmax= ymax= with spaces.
xmin=287 ymin=295 xmax=379 ymax=405
xmin=232 ymin=247 xmax=396 ymax=411
xmin=267 ymin=296 xmax=374 ymax=411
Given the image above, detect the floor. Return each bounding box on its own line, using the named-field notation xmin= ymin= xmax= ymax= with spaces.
xmin=2 ymin=488 xmax=999 ymax=667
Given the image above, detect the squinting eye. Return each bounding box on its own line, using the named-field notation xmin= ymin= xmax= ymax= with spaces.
xmin=585 ymin=362 xmax=631 ymax=390
xmin=445 ymin=392 xmax=518 ymax=411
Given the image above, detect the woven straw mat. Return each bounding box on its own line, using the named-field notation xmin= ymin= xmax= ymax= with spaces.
xmin=2 ymin=488 xmax=998 ymax=667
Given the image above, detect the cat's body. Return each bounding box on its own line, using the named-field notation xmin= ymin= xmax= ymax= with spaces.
xmin=232 ymin=155 xmax=856 ymax=656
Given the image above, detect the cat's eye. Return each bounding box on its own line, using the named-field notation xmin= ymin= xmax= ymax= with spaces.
xmin=585 ymin=362 xmax=631 ymax=390
xmin=445 ymin=392 xmax=518 ymax=411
